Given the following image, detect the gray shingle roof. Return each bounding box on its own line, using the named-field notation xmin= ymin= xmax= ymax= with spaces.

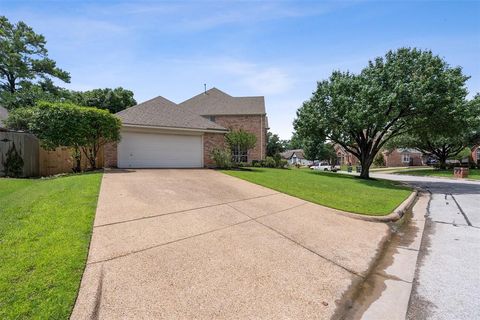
xmin=179 ymin=88 xmax=265 ymax=115
xmin=281 ymin=149 xmax=306 ymax=160
xmin=0 ymin=106 xmax=8 ymax=128
xmin=116 ymin=96 xmax=227 ymax=131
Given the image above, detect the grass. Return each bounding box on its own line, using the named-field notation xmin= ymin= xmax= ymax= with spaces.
xmin=0 ymin=173 xmax=102 ymax=320
xmin=222 ymin=168 xmax=412 ymax=216
xmin=393 ymin=168 xmax=480 ymax=180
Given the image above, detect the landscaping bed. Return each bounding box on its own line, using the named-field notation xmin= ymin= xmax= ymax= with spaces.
xmin=0 ymin=173 xmax=102 ymax=319
xmin=222 ymin=168 xmax=411 ymax=216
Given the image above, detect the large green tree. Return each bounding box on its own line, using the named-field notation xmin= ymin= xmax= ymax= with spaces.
xmin=266 ymin=131 xmax=285 ymax=156
xmin=0 ymin=16 xmax=70 ymax=104
xmin=71 ymin=87 xmax=136 ymax=113
xmin=294 ymin=48 xmax=469 ymax=178
xmin=388 ymin=95 xmax=479 ymax=169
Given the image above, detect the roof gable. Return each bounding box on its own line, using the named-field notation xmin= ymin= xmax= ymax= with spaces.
xmin=116 ymin=96 xmax=226 ymax=131
xmin=179 ymin=88 xmax=265 ymax=116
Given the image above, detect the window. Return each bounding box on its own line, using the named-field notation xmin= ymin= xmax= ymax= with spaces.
xmin=232 ymin=146 xmax=247 ymax=163
xmin=203 ymin=115 xmax=216 ymax=122
xmin=477 ymin=148 xmax=480 ymax=161
xmin=402 ymin=153 xmax=411 ymax=163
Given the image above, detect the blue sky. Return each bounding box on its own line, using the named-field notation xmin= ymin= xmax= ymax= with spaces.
xmin=2 ymin=0 xmax=479 ymax=138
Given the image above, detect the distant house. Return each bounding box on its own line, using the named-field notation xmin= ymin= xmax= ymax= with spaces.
xmin=383 ymin=148 xmax=424 ymax=167
xmin=280 ymin=149 xmax=312 ymax=166
xmin=472 ymin=145 xmax=480 ymax=165
xmin=334 ymin=145 xmax=359 ymax=166
xmin=0 ymin=106 xmax=8 ymax=131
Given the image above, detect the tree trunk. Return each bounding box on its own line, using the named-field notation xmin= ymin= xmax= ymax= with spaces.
xmin=438 ymin=156 xmax=447 ymax=170
xmin=72 ymin=146 xmax=81 ymax=172
xmin=359 ymin=153 xmax=374 ymax=179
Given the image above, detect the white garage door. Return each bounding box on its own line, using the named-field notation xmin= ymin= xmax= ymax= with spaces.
xmin=118 ymin=131 xmax=203 ymax=168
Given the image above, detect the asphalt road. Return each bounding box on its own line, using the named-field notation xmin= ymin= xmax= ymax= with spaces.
xmin=372 ymin=173 xmax=480 ymax=320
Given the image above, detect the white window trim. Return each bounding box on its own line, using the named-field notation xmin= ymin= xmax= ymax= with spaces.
xmin=402 ymin=154 xmax=411 ymax=163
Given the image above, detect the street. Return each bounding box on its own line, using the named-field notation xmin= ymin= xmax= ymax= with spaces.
xmin=372 ymin=173 xmax=480 ymax=320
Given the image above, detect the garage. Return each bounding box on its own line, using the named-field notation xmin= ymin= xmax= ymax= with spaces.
xmin=118 ymin=130 xmax=203 ymax=168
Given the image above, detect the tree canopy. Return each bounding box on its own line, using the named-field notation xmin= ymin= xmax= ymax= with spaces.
xmin=70 ymin=87 xmax=137 ymax=113
xmin=0 ymin=16 xmax=70 ymax=96
xmin=294 ymin=48 xmax=469 ymax=178
xmin=266 ymin=132 xmax=285 ymax=157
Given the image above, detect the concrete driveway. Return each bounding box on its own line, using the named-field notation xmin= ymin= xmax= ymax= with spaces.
xmin=72 ymin=169 xmax=389 ymax=319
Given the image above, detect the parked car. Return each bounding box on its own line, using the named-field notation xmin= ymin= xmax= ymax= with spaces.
xmin=310 ymin=162 xmax=340 ymax=172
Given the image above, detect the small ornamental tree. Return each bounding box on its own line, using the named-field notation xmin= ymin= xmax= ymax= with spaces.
xmin=28 ymin=102 xmax=121 ymax=171
xmin=79 ymin=107 xmax=121 ymax=169
xmin=294 ymin=48 xmax=469 ymax=178
xmin=225 ymin=129 xmax=257 ymax=164
xmin=3 ymin=142 xmax=24 ymax=177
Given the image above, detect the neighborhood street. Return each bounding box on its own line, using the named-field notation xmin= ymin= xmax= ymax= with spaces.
xmin=371 ymin=173 xmax=480 ymax=320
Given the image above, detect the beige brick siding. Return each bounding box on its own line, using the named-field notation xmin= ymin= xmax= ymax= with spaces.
xmin=104 ymin=142 xmax=118 ymax=168
xmin=214 ymin=115 xmax=267 ymax=161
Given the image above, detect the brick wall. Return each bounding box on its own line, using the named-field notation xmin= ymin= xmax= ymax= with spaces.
xmin=214 ymin=115 xmax=267 ymax=161
xmin=472 ymin=146 xmax=480 ymax=164
xmin=104 ymin=142 xmax=118 ymax=168
xmin=203 ymin=132 xmax=226 ymax=167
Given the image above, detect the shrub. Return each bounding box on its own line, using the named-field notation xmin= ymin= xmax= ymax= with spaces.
xmin=373 ymin=152 xmax=386 ymax=167
xmin=3 ymin=142 xmax=24 ymax=177
xmin=253 ymin=161 xmax=262 ymax=167
xmin=225 ymin=129 xmax=257 ymax=164
xmin=211 ymin=148 xmax=232 ymax=169
xmin=264 ymin=156 xmax=276 ymax=168
xmin=4 ymin=107 xmax=35 ymax=131
xmin=276 ymin=159 xmax=288 ymax=168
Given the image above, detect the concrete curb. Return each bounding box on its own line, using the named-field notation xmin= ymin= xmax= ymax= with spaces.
xmin=333 ymin=189 xmax=419 ymax=223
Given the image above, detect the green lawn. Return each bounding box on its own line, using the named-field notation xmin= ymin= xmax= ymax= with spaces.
xmin=394 ymin=168 xmax=480 ymax=180
xmin=0 ymin=173 xmax=102 ymax=320
xmin=222 ymin=168 xmax=412 ymax=216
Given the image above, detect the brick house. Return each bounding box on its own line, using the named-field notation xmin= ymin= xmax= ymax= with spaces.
xmin=472 ymin=145 xmax=480 ymax=165
xmin=104 ymin=88 xmax=267 ymax=168
xmin=334 ymin=145 xmax=359 ymax=166
xmin=382 ymin=148 xmax=424 ymax=167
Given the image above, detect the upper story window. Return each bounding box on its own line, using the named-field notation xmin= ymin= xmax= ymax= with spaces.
xmin=402 ymin=153 xmax=411 ymax=163
xmin=203 ymin=115 xmax=216 ymax=122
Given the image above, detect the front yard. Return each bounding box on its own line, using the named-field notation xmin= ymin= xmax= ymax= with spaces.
xmin=394 ymin=168 xmax=480 ymax=180
xmin=0 ymin=173 xmax=102 ymax=319
xmin=223 ymin=168 xmax=412 ymax=216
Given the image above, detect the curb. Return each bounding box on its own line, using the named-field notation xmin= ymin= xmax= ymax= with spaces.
xmin=333 ymin=189 xmax=419 ymax=223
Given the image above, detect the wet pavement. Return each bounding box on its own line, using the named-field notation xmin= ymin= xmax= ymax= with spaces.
xmin=373 ymin=173 xmax=480 ymax=320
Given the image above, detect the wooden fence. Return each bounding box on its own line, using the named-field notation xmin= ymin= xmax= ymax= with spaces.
xmin=0 ymin=130 xmax=104 ymax=177
xmin=39 ymin=146 xmax=104 ymax=176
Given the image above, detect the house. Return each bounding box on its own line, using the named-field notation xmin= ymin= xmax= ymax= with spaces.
xmin=334 ymin=145 xmax=359 ymax=166
xmin=472 ymin=145 xmax=480 ymax=165
xmin=280 ymin=149 xmax=312 ymax=166
xmin=383 ymin=148 xmax=424 ymax=167
xmin=104 ymin=88 xmax=268 ymax=168
xmin=0 ymin=106 xmax=8 ymax=131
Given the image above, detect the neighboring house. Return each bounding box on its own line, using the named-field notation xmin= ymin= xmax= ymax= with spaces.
xmin=105 ymin=88 xmax=267 ymax=168
xmin=383 ymin=148 xmax=424 ymax=167
xmin=280 ymin=149 xmax=312 ymax=166
xmin=472 ymin=145 xmax=480 ymax=165
xmin=0 ymin=106 xmax=8 ymax=131
xmin=334 ymin=145 xmax=359 ymax=166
